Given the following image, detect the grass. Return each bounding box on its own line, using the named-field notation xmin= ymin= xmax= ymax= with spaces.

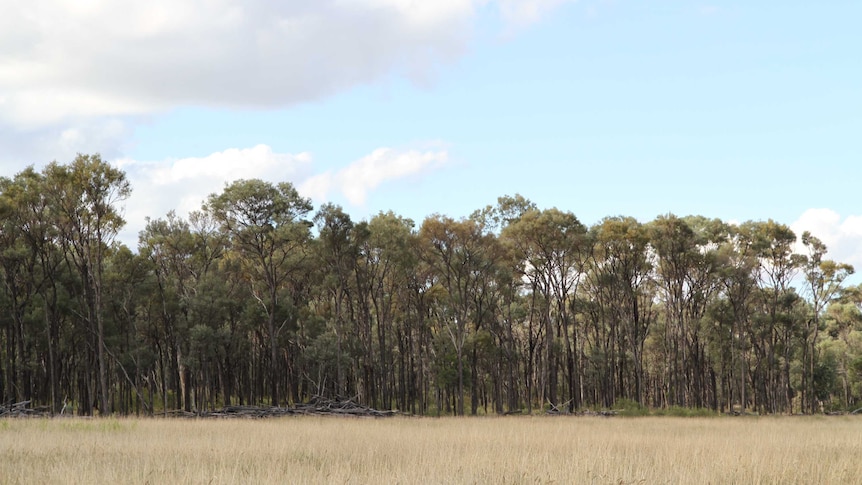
xmin=1 ymin=415 xmax=860 ymax=484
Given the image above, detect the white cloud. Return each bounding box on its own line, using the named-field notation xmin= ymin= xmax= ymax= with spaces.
xmin=0 ymin=0 xmax=572 ymax=125
xmin=0 ymin=0 xmax=576 ymax=169
xmin=497 ymin=0 xmax=577 ymax=28
xmin=116 ymin=144 xmax=449 ymax=247
xmin=0 ymin=117 xmax=135 ymax=171
xmin=1 ymin=1 xmax=465 ymax=127
xmin=339 ymin=0 xmax=475 ymax=27
xmin=791 ymin=208 xmax=862 ymax=271
xmin=299 ymin=147 xmax=449 ymax=205
xmin=146 ymin=146 xmax=313 ymax=186
xmin=117 ymin=144 xmax=313 ymax=246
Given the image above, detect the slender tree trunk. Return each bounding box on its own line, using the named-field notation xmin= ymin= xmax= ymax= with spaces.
xmin=269 ymin=309 xmax=278 ymax=406
xmin=456 ymin=344 xmax=464 ymax=416
xmin=470 ymin=345 xmax=479 ymax=415
xmin=96 ymin=308 xmax=110 ymax=415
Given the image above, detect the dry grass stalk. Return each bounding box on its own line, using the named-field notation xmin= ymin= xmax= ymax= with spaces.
xmin=0 ymin=416 xmax=859 ymax=484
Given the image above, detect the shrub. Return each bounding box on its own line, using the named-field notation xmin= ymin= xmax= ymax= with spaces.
xmin=614 ymin=398 xmax=649 ymax=416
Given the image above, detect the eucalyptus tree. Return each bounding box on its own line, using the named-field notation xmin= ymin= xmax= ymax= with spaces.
xmin=207 ymin=179 xmax=313 ymax=406
xmin=361 ymin=211 xmax=418 ymax=410
xmin=649 ymin=215 xmax=724 ymax=408
xmin=470 ymin=195 xmax=536 ymax=412
xmin=0 ymin=169 xmax=46 ymax=405
xmin=745 ymin=220 xmax=804 ymax=413
xmin=185 ymin=209 xmax=242 ymax=406
xmin=800 ymin=232 xmax=853 ymax=412
xmin=471 ymin=194 xmax=538 ymax=234
xmin=488 ymin=246 xmax=526 ymax=413
xmin=4 ymin=168 xmax=71 ymax=414
xmin=475 ymin=196 xmax=533 ymax=412
xmin=8 ymin=157 xmax=862 ymax=418
xmin=29 ymin=180 xmax=69 ymax=415
xmin=503 ymin=208 xmax=591 ymax=411
xmin=314 ymin=203 xmax=362 ymax=399
xmin=463 ymin=212 xmax=508 ymax=414
xmin=139 ymin=211 xmax=204 ymax=411
xmin=43 ymin=154 xmax=130 ymax=415
xmin=584 ymin=216 xmax=655 ymax=406
xmin=711 ymin=223 xmax=762 ymax=412
xmin=419 ymin=214 xmax=501 ymax=415
xmin=139 ymin=208 xmax=236 ymax=411
xmin=821 ymin=286 xmax=862 ymax=408
xmin=102 ymin=244 xmax=154 ymax=414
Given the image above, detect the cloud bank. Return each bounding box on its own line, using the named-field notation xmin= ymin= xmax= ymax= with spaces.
xmin=791 ymin=208 xmax=862 ymax=273
xmin=0 ymin=0 xmax=576 ymax=166
xmin=116 ymin=144 xmax=449 ymax=247
xmin=299 ymin=147 xmax=449 ymax=205
xmin=1 ymin=0 xmax=472 ymax=127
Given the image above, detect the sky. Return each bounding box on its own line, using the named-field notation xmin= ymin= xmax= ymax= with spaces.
xmin=1 ymin=0 xmax=861 ymax=271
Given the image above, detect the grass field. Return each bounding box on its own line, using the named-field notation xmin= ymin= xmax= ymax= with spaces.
xmin=1 ymin=415 xmax=860 ymax=484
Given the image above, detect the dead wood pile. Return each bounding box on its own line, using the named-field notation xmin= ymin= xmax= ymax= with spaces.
xmin=546 ymin=409 xmax=618 ymax=417
xmin=199 ymin=396 xmax=399 ymax=419
xmin=544 ymin=399 xmax=618 ymax=417
xmin=0 ymin=400 xmax=51 ymax=418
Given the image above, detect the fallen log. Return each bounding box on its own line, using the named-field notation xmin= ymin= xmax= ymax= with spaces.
xmin=0 ymin=400 xmax=52 ymax=418
xmin=195 ymin=397 xmax=399 ymax=419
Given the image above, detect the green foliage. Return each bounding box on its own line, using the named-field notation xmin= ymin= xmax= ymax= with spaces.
xmin=813 ymin=358 xmax=838 ymax=402
xmin=654 ymin=406 xmax=718 ymax=418
xmin=613 ymin=398 xmax=649 ymax=417
xmin=3 ymin=159 xmax=862 ymax=417
xmin=432 ymin=333 xmax=465 ymax=390
xmin=611 ymin=399 xmax=717 ymax=417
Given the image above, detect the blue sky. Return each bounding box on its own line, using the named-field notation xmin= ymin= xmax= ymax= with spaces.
xmin=1 ymin=0 xmax=861 ymax=267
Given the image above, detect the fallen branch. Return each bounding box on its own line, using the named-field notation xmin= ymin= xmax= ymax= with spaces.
xmin=195 ymin=396 xmax=399 ymax=419
xmin=0 ymin=400 xmax=51 ymax=418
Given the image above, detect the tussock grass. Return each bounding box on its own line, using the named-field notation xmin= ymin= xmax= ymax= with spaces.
xmin=1 ymin=415 xmax=859 ymax=484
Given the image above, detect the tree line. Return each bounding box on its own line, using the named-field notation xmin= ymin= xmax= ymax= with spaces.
xmin=2 ymin=154 xmax=861 ymax=416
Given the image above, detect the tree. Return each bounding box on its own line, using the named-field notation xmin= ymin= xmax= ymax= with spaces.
xmin=207 ymin=179 xmax=312 ymax=406
xmin=712 ymin=223 xmax=762 ymax=412
xmin=420 ymin=215 xmax=501 ymax=415
xmin=503 ymin=208 xmax=591 ymax=411
xmin=745 ymin=220 xmax=804 ymax=413
xmin=822 ymin=287 xmax=862 ymax=408
xmin=585 ymin=216 xmax=655 ymax=406
xmin=649 ymin=215 xmax=724 ymax=409
xmin=0 ymin=168 xmax=47 ymax=406
xmin=44 ymin=154 xmax=130 ymax=415
xmin=139 ymin=211 xmax=198 ymax=412
xmin=314 ymin=203 xmax=361 ymax=399
xmin=5 ymin=168 xmax=862 ymax=416
xmin=800 ymin=231 xmax=853 ymax=413
xmin=360 ymin=211 xmax=417 ymax=410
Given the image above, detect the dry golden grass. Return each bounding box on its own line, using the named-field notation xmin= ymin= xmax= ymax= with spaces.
xmin=1 ymin=415 xmax=859 ymax=484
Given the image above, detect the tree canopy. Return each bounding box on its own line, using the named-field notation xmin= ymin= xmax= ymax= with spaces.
xmin=2 ymin=156 xmax=860 ymax=416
